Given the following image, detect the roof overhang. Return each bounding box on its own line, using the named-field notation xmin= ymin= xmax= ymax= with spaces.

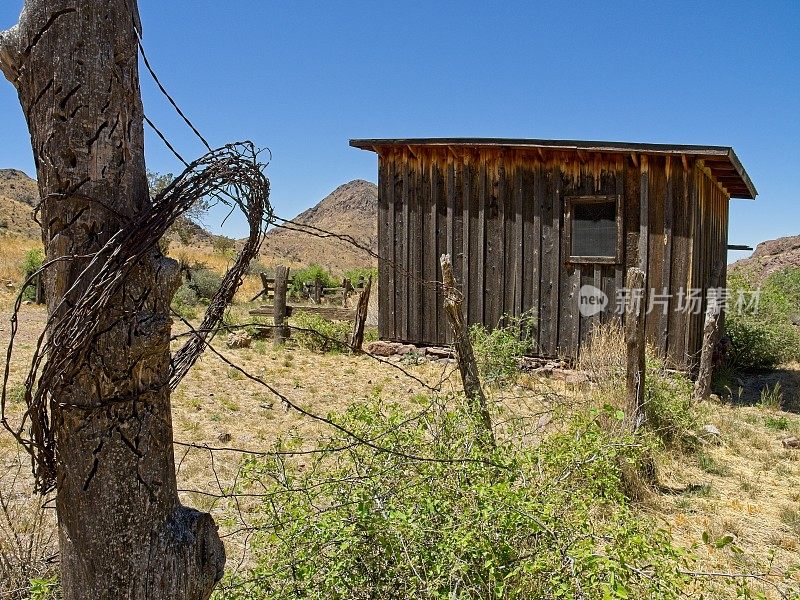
xmin=350 ymin=138 xmax=757 ymax=200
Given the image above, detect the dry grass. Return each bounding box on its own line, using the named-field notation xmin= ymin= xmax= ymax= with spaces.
xmin=2 ymin=308 xmax=800 ymax=597
xmin=0 ymin=234 xmax=40 ymax=309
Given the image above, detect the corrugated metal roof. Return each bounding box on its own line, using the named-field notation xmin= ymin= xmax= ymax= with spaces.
xmin=350 ymin=137 xmax=757 ymax=199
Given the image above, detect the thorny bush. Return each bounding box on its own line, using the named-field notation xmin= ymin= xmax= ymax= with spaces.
xmin=212 ymin=399 xmax=688 ymax=600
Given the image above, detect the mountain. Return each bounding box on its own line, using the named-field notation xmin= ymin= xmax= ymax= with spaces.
xmin=260 ymin=179 xmax=378 ymax=273
xmin=730 ymin=235 xmax=800 ymax=280
xmin=0 ymin=168 xmax=380 ymax=273
xmin=0 ymin=168 xmax=41 ymax=238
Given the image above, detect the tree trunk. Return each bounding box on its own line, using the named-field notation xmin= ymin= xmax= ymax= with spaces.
xmin=0 ymin=2 xmax=224 ymax=599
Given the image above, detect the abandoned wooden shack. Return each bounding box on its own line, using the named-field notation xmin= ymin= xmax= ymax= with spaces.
xmin=350 ymin=138 xmax=757 ymax=369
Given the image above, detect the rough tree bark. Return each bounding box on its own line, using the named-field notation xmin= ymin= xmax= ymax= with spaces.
xmin=0 ymin=2 xmax=224 ymax=599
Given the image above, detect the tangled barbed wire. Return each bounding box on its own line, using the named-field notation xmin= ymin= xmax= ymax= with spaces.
xmin=1 ymin=141 xmax=272 ymax=493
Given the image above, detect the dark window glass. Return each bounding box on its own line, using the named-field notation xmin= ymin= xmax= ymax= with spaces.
xmin=571 ymin=200 xmax=617 ymax=258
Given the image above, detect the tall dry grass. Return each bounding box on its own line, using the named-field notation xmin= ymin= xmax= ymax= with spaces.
xmin=0 ymin=454 xmax=57 ymax=600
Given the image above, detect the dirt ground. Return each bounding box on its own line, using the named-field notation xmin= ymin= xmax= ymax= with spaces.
xmin=2 ymin=302 xmax=800 ymax=598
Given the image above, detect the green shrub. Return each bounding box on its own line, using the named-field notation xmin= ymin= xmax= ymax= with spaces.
xmin=470 ymin=318 xmax=531 ymax=385
xmin=726 ymin=315 xmax=799 ymax=370
xmin=643 ymin=354 xmax=697 ymax=450
xmin=212 ymin=401 xmax=687 ymax=600
xmin=290 ymin=264 xmax=337 ymax=295
xmin=726 ymin=267 xmax=800 ymax=370
xmin=19 ymin=248 xmax=44 ymax=301
xmin=293 ymin=312 xmax=351 ymax=353
xmin=212 ymin=235 xmax=236 ymax=256
xmin=187 ymin=268 xmax=223 ymax=301
xmin=171 ymin=284 xmax=199 ymax=320
xmin=343 ymin=266 xmax=377 ymax=286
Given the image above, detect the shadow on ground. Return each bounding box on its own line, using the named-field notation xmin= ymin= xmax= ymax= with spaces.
xmin=729 ymin=363 xmax=800 ymax=413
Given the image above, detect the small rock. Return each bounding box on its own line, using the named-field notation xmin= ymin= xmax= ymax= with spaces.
xmin=396 ymin=344 xmax=418 ymax=355
xmin=22 ymin=300 xmax=32 ymax=305
xmin=226 ymin=331 xmax=252 ymax=349
xmin=699 ymin=424 xmax=722 ymax=444
xmin=217 ymin=432 xmax=232 ymax=443
xmin=782 ymin=437 xmax=800 ymax=449
xmin=536 ymin=413 xmax=552 ymax=430
xmin=565 ymin=372 xmax=589 ymax=385
xmin=259 ymin=402 xmax=273 ymax=410
xmin=366 ymin=340 xmax=399 ymax=356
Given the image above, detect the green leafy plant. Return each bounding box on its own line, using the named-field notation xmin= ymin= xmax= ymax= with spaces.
xmin=212 ymin=401 xmax=687 ymax=600
xmin=212 ymin=235 xmax=236 ymax=256
xmin=186 ymin=268 xmax=223 ymax=301
xmin=470 ymin=318 xmax=531 ymax=385
xmin=290 ymin=264 xmax=337 ymax=296
xmin=643 ymin=354 xmax=697 ymax=450
xmin=18 ymin=248 xmax=44 ymax=301
xmin=343 ymin=266 xmax=377 ymax=286
xmin=725 ymin=268 xmax=800 ymax=370
xmin=293 ymin=311 xmax=351 ymax=353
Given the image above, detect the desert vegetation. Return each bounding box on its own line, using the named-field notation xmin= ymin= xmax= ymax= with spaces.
xmin=2 ymin=239 xmax=800 ymax=598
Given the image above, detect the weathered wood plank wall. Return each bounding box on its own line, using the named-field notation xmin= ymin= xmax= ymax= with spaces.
xmin=376 ymin=146 xmax=729 ymax=370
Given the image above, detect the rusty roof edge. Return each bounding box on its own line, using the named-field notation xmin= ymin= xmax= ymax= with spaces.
xmin=349 ymin=138 xmax=757 ymax=200
xmin=725 ymin=147 xmax=758 ymax=200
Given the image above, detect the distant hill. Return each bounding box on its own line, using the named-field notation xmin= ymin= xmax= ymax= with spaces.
xmin=0 ymin=169 xmax=380 ymax=273
xmin=730 ymin=235 xmax=800 ymax=280
xmin=0 ymin=168 xmax=40 ymax=238
xmin=259 ymin=179 xmax=378 ymax=273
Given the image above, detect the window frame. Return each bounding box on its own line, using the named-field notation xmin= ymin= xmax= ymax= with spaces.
xmin=564 ymin=194 xmax=624 ymax=265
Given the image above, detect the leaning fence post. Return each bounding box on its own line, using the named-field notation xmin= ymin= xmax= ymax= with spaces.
xmin=273 ymin=265 xmax=290 ymax=346
xmin=350 ymin=275 xmax=372 ymax=352
xmin=694 ymin=299 xmax=721 ymax=402
xmin=440 ymin=254 xmax=494 ymax=446
xmin=624 ymin=267 xmax=647 ymax=431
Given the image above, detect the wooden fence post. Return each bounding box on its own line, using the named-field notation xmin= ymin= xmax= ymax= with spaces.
xmin=273 ymin=266 xmax=290 ymax=346
xmin=440 ymin=254 xmax=494 ymax=446
xmin=694 ymin=299 xmax=720 ymax=402
xmin=313 ymin=276 xmax=323 ymax=304
xmin=350 ymin=275 xmax=372 ymax=352
xmin=625 ymin=267 xmax=647 ymax=430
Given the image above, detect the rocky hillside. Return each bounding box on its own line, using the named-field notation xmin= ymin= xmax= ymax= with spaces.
xmin=260 ymin=179 xmax=378 ymax=272
xmin=0 ymin=169 xmax=380 ymax=273
xmin=0 ymin=168 xmax=40 ymax=238
xmin=730 ymin=235 xmax=800 ymax=280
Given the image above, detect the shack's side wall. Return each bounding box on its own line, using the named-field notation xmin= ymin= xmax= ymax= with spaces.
xmin=686 ymin=164 xmax=730 ymax=366
xmin=377 ymin=146 xmax=720 ymax=369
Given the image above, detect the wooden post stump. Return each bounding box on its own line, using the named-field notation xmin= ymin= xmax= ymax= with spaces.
xmin=273 ymin=266 xmax=290 ymax=346
xmin=694 ymin=299 xmax=720 ymax=402
xmin=350 ymin=275 xmax=372 ymax=352
xmin=625 ymin=267 xmax=647 ymax=431
xmin=440 ymin=254 xmax=494 ymax=445
xmin=313 ymin=276 xmax=323 ymax=304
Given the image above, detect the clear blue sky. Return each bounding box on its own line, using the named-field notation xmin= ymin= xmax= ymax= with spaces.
xmin=0 ymin=1 xmax=797 ymax=260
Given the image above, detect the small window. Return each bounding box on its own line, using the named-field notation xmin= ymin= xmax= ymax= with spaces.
xmin=565 ymin=195 xmax=622 ymax=264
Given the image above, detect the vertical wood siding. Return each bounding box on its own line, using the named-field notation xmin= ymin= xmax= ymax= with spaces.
xmin=376 ymin=147 xmax=730 ymax=369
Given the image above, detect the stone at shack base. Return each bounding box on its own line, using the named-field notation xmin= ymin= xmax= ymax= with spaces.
xmin=365 ymin=340 xmax=400 ymax=356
